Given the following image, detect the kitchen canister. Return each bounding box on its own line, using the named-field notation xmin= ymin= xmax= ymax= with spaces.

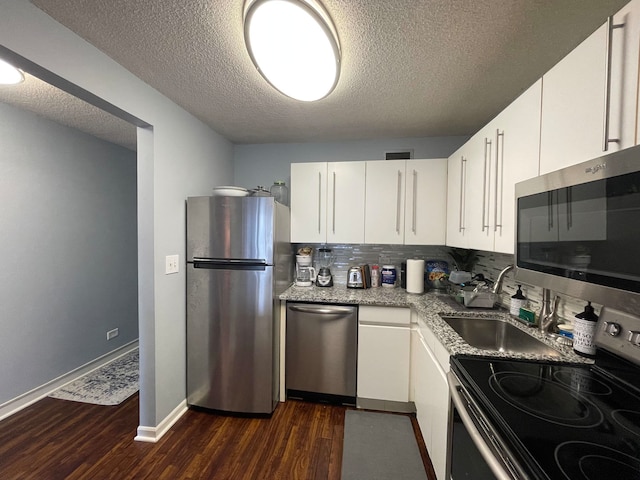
xmin=406 ymin=259 xmax=425 ymax=294
xmin=381 ymin=265 xmax=397 ymax=287
xmin=269 ymin=181 xmax=289 ymax=206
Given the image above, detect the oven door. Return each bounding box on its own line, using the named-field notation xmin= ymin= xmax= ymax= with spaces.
xmin=447 ymin=371 xmax=528 ymax=480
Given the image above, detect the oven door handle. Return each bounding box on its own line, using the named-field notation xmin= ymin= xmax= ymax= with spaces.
xmin=448 ymin=371 xmax=521 ymax=480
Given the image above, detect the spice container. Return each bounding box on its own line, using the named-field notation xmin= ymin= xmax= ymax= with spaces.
xmin=370 ymin=264 xmax=381 ymax=288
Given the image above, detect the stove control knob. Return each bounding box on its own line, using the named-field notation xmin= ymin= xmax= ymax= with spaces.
xmin=604 ymin=322 xmax=621 ymax=337
xmin=627 ymin=331 xmax=640 ymax=347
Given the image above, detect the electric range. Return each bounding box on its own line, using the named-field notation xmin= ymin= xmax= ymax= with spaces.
xmin=449 ymin=307 xmax=640 ymax=480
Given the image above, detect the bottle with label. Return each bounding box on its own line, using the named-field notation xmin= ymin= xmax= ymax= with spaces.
xmin=510 ymin=285 xmax=527 ymax=317
xmin=370 ymin=264 xmax=381 ymax=288
xmin=573 ymin=301 xmax=598 ymax=357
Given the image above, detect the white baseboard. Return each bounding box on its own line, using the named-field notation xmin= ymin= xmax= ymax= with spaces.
xmin=0 ymin=340 xmax=139 ymax=422
xmin=135 ymin=400 xmax=188 ymax=443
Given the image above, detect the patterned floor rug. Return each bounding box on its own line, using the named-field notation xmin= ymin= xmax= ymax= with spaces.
xmin=49 ymin=348 xmax=139 ymax=406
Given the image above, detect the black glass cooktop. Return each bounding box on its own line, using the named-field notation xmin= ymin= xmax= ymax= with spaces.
xmin=451 ymin=354 xmax=640 ymax=480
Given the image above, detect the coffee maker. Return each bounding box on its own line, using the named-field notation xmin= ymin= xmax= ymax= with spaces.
xmin=295 ymin=254 xmax=316 ymax=287
xmin=315 ymin=247 xmax=335 ymax=287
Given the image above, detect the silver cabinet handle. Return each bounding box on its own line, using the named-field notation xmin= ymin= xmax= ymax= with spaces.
xmin=482 ymin=138 xmax=492 ymax=231
xmin=495 ymin=130 xmax=504 ymax=232
xmin=396 ymin=170 xmax=402 ymax=234
xmin=412 ymin=169 xmax=418 ymax=234
xmin=332 ymin=171 xmax=336 ymax=234
xmin=603 ymin=15 xmax=624 ymax=151
xmin=318 ymin=171 xmax=322 ymax=234
xmin=459 ymin=156 xmax=467 ymax=232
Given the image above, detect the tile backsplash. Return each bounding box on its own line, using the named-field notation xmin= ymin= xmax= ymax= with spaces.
xmin=293 ymin=244 xmax=600 ymax=326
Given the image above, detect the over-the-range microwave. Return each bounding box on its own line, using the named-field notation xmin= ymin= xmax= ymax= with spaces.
xmin=515 ymin=145 xmax=640 ymax=316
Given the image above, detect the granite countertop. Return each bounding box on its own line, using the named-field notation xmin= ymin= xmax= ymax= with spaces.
xmin=280 ymin=284 xmax=591 ymax=364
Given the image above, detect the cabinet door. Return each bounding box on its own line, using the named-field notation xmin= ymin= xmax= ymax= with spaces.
xmin=611 ymin=0 xmax=640 ymax=150
xmin=290 ymin=162 xmax=327 ymax=243
xmin=491 ymin=80 xmax=542 ymax=254
xmin=405 ymin=159 xmax=447 ymax=245
xmin=365 ymin=160 xmax=406 ymax=244
xmin=411 ymin=331 xmax=433 ymax=455
xmin=540 ymin=24 xmax=607 ymax=174
xmin=357 ymin=324 xmax=410 ymax=402
xmin=326 ymin=162 xmax=365 ymax=243
xmin=446 ymin=149 xmax=468 ymax=249
xmin=464 ymin=127 xmax=495 ymax=252
xmin=424 ymin=342 xmax=449 ymax=480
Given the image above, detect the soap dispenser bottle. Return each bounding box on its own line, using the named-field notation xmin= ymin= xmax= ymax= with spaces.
xmin=573 ymin=301 xmax=598 ymax=357
xmin=510 ymin=285 xmax=527 ymax=317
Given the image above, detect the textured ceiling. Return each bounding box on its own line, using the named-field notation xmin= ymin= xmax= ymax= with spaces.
xmin=19 ymin=0 xmax=634 ymax=145
xmin=0 ymin=73 xmax=137 ymax=151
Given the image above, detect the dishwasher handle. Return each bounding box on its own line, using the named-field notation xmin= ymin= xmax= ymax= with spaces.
xmin=288 ymin=304 xmax=356 ymax=316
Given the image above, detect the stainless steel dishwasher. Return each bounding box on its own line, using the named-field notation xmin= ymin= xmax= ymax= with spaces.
xmin=286 ymin=303 xmax=357 ymax=405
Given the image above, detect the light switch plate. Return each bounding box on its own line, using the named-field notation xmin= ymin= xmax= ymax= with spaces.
xmin=165 ymin=254 xmax=179 ymax=274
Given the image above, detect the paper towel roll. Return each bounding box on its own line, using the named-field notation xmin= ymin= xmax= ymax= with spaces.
xmin=406 ymin=259 xmax=425 ymax=294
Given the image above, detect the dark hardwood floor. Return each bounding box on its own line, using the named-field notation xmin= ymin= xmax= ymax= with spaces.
xmin=0 ymin=394 xmax=436 ymax=479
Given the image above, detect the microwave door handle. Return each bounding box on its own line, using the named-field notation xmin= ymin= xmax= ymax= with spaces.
xmin=567 ymin=187 xmax=572 ymax=230
xmin=547 ymin=191 xmax=554 ymax=231
xmin=603 ymin=15 xmax=624 ymax=151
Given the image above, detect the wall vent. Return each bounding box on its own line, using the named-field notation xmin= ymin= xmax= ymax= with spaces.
xmin=385 ymin=150 xmax=413 ymax=160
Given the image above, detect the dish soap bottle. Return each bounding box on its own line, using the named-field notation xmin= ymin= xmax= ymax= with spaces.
xmin=510 ymin=285 xmax=527 ymax=317
xmin=573 ymin=301 xmax=598 ymax=357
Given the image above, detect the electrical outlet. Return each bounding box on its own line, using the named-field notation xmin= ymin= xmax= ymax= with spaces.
xmin=165 ymin=254 xmax=179 ymax=274
xmin=107 ymin=328 xmax=119 ymax=340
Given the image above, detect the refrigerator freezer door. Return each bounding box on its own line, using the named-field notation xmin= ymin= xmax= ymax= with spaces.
xmin=187 ymin=264 xmax=277 ymax=413
xmin=186 ymin=196 xmax=275 ymax=264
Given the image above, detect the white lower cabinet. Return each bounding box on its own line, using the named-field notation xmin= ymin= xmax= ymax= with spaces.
xmin=411 ymin=326 xmax=450 ymax=480
xmin=357 ymin=306 xmax=411 ymax=404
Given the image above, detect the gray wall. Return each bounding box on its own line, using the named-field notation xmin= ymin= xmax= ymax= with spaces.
xmin=233 ymin=136 xmax=468 ymax=189
xmin=0 ymin=102 xmax=138 ymax=404
xmin=1 ymin=0 xmax=234 ymax=429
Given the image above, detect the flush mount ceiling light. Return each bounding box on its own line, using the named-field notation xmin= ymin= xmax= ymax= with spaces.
xmin=243 ymin=0 xmax=341 ymax=102
xmin=0 ymin=58 xmax=24 ymax=85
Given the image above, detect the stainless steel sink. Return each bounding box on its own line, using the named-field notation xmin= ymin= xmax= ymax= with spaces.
xmin=441 ymin=315 xmax=561 ymax=357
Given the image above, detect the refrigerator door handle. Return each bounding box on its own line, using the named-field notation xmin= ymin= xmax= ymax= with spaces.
xmin=192 ymin=258 xmax=267 ymax=270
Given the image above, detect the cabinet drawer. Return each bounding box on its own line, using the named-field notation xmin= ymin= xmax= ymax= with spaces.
xmin=359 ymin=305 xmax=410 ymax=325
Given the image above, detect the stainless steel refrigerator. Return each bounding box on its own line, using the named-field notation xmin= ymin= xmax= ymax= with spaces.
xmin=186 ymin=195 xmax=291 ymax=414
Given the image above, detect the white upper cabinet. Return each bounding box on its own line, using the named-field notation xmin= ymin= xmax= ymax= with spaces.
xmin=326 ymin=162 xmax=366 ymax=244
xmin=446 ymin=144 xmax=471 ymax=249
xmin=540 ymin=0 xmax=640 ymax=174
xmin=446 ymin=81 xmax=541 ymax=254
xmin=291 ymin=161 xmax=365 ymax=243
xmin=291 ymin=162 xmax=327 ymax=243
xmin=365 ymin=160 xmax=407 ymax=244
xmin=490 ymin=80 xmax=542 ymax=254
xmin=365 ymin=159 xmax=447 ymax=245
xmin=404 ymin=158 xmax=448 ymax=245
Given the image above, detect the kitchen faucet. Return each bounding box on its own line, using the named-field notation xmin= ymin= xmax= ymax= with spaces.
xmin=539 ymin=288 xmax=560 ymax=333
xmin=491 ymin=264 xmax=514 ymax=295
